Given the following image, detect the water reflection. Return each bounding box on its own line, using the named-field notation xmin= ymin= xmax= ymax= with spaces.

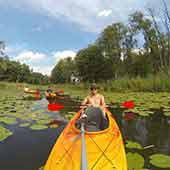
xmin=116 ymin=109 xmax=170 ymax=154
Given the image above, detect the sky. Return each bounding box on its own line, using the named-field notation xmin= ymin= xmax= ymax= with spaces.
xmin=0 ymin=0 xmax=167 ymax=75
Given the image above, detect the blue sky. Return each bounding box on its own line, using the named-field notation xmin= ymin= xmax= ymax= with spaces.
xmin=0 ymin=0 xmax=167 ymax=75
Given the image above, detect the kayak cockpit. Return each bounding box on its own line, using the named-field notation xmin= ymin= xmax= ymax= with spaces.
xmin=75 ymin=107 xmax=109 ymax=132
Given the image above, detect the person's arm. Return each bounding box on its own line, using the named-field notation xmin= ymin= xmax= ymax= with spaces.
xmin=101 ymin=95 xmax=106 ymax=107
xmin=100 ymin=95 xmax=106 ymax=116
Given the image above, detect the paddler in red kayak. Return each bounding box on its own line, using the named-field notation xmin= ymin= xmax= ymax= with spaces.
xmin=81 ymin=83 xmax=106 ymax=117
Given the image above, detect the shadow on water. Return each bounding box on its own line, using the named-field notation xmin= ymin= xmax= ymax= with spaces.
xmin=0 ymin=97 xmax=170 ymax=170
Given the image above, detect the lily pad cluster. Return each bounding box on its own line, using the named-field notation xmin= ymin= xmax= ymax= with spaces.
xmin=125 ymin=140 xmax=170 ymax=169
xmin=0 ymin=88 xmax=60 ymax=134
xmin=104 ymin=92 xmax=170 ymax=117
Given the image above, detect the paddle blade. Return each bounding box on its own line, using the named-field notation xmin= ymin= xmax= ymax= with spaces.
xmin=48 ymin=103 xmax=64 ymax=111
xmin=122 ymin=101 xmax=135 ymax=109
xmin=34 ymin=91 xmax=40 ymax=98
xmin=47 ymin=119 xmax=66 ymax=125
xmin=123 ymin=112 xmax=135 ymax=121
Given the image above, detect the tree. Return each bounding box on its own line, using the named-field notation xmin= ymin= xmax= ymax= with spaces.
xmin=0 ymin=41 xmax=5 ymax=57
xmin=51 ymin=57 xmax=76 ymax=83
xmin=75 ymin=45 xmax=107 ymax=82
xmin=96 ymin=22 xmax=129 ymax=79
xmin=129 ymin=11 xmax=162 ymax=73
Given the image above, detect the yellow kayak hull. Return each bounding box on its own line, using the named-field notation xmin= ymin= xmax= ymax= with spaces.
xmin=45 ymin=109 xmax=127 ymax=170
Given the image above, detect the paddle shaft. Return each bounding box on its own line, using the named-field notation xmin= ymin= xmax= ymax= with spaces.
xmin=81 ymin=121 xmax=88 ymax=170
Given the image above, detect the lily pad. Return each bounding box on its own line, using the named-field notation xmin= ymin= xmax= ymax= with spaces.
xmin=0 ymin=126 xmax=13 ymax=142
xmin=39 ymin=166 xmax=44 ymax=170
xmin=67 ymin=112 xmax=76 ymax=115
xmin=0 ymin=117 xmax=17 ymax=125
xmin=30 ymin=124 xmax=48 ymax=130
xmin=164 ymin=112 xmax=170 ymax=117
xmin=150 ymin=154 xmax=170 ymax=168
xmin=126 ymin=141 xmax=143 ymax=150
xmin=126 ymin=152 xmax=144 ymax=170
xmin=49 ymin=124 xmax=59 ymax=128
xmin=19 ymin=123 xmax=30 ymax=127
xmin=36 ymin=119 xmax=52 ymax=125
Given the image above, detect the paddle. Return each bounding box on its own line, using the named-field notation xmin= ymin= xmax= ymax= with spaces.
xmin=80 ymin=109 xmax=88 ymax=170
xmin=46 ymin=119 xmax=68 ymax=126
xmin=47 ymin=101 xmax=135 ymax=126
xmin=34 ymin=91 xmax=41 ymax=98
xmin=48 ymin=103 xmax=64 ymax=111
xmin=121 ymin=101 xmax=135 ymax=121
xmin=122 ymin=101 xmax=135 ymax=109
xmin=46 ymin=103 xmax=65 ymax=125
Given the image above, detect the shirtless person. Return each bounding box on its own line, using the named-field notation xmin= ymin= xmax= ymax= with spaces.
xmin=81 ymin=83 xmax=106 ymax=117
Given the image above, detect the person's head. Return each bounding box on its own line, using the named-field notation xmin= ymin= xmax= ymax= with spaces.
xmin=90 ymin=83 xmax=98 ymax=95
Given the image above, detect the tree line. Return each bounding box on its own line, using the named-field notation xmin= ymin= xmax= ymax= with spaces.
xmin=0 ymin=41 xmax=50 ymax=84
xmin=51 ymin=1 xmax=170 ymax=83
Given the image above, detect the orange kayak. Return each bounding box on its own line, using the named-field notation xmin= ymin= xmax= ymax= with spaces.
xmin=45 ymin=109 xmax=127 ymax=170
xmin=24 ymin=90 xmax=38 ymax=94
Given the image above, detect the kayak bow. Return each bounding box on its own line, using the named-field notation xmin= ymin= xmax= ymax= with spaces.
xmin=45 ymin=108 xmax=127 ymax=170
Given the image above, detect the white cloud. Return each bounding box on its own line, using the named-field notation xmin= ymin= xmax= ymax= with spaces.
xmin=12 ymin=49 xmax=77 ymax=75
xmin=15 ymin=50 xmax=46 ymax=64
xmin=32 ymin=66 xmax=53 ymax=76
xmin=52 ymin=50 xmax=77 ymax=62
xmin=14 ymin=50 xmax=53 ymax=75
xmin=98 ymin=10 xmax=112 ymax=17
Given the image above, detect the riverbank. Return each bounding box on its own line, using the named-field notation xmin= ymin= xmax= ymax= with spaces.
xmin=1 ymin=71 xmax=170 ymax=93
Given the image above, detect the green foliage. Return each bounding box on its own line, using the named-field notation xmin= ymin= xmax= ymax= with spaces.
xmin=75 ymin=45 xmax=107 ymax=81
xmin=28 ymin=72 xmax=50 ymax=85
xmin=51 ymin=57 xmax=76 ymax=83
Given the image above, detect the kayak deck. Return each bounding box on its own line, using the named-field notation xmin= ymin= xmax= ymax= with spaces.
xmin=45 ymin=109 xmax=127 ymax=170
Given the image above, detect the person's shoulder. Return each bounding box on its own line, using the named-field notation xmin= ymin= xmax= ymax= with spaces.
xmin=86 ymin=95 xmax=91 ymax=99
xmin=98 ymin=93 xmax=104 ymax=98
